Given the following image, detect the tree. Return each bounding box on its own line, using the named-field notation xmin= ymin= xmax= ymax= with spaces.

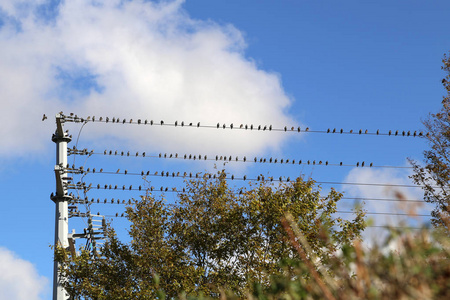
xmin=56 ymin=172 xmax=365 ymax=299
xmin=410 ymin=52 xmax=450 ymax=231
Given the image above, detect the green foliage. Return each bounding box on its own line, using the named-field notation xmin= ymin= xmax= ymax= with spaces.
xmin=56 ymin=172 xmax=365 ymax=299
xmin=409 ymin=52 xmax=450 ymax=231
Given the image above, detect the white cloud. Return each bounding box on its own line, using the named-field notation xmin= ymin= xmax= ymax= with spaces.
xmin=0 ymin=0 xmax=297 ymax=159
xmin=0 ymin=247 xmax=49 ymax=300
xmin=341 ymin=166 xmax=432 ymax=245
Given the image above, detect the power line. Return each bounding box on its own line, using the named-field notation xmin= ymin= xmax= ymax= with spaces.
xmin=53 ymin=113 xmax=426 ymax=138
xmin=65 ymin=166 xmax=426 ymax=188
xmin=337 ymin=211 xmax=430 ymax=217
xmin=68 ymin=147 xmax=413 ymax=169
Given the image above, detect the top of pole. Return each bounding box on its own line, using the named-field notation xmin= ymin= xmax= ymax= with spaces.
xmin=52 ymin=113 xmax=72 ymax=143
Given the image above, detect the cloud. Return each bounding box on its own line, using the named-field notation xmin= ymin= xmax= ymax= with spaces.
xmin=0 ymin=0 xmax=297 ymax=159
xmin=0 ymin=247 xmax=49 ymax=300
xmin=341 ymin=166 xmax=432 ymax=245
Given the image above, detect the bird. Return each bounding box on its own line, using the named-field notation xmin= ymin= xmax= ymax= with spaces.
xmin=230 ymin=123 xmax=233 ymax=129
xmin=116 ymin=169 xmax=120 ymax=173
xmin=305 ymin=127 xmax=309 ymax=131
xmin=269 ymin=125 xmax=272 ymax=130
xmin=217 ymin=123 xmax=221 ymax=128
xmin=160 ymin=120 xmax=164 ymax=125
xmin=175 ymin=121 xmax=178 ymax=126
xmin=42 ymin=114 xmax=47 ymax=121
xmin=197 ymin=122 xmax=200 ymax=127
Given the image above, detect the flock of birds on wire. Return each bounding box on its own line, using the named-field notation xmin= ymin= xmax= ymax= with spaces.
xmin=45 ymin=112 xmax=427 ymax=227
xmin=43 ymin=113 xmax=426 ymax=137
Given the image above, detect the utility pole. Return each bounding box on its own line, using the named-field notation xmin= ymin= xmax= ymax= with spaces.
xmin=51 ymin=113 xmax=71 ymax=300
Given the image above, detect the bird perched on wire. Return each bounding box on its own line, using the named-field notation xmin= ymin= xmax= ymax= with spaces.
xmin=42 ymin=114 xmax=47 ymax=121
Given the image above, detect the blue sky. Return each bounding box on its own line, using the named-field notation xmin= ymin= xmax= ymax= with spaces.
xmin=1 ymin=0 xmax=449 ymax=299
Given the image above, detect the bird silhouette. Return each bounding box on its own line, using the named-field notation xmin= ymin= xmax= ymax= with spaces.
xmin=42 ymin=114 xmax=47 ymax=121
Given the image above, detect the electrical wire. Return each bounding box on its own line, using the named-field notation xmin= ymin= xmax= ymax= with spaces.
xmin=57 ymin=113 xmax=426 ymax=138
xmin=64 ymin=166 xmax=429 ymax=188
xmin=69 ymin=147 xmax=413 ymax=169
